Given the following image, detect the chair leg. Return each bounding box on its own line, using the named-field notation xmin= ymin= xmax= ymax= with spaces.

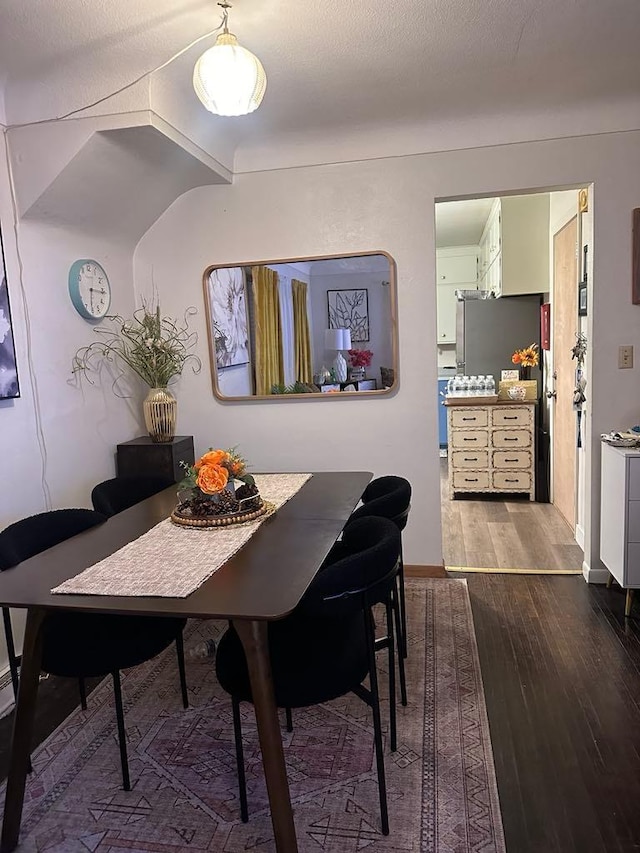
xmin=175 ymin=632 xmax=189 ymax=709
xmin=2 ymin=607 xmax=20 ymax=703
xmin=364 ymin=608 xmax=389 ymax=836
xmin=111 ymin=671 xmax=131 ymax=791
xmin=392 ymin=581 xmax=408 ymax=707
xmin=232 ymin=696 xmax=249 ymax=823
xmin=385 ymin=597 xmax=397 ymax=753
xmin=78 ymin=677 xmax=87 ymax=711
xmin=398 ymin=545 xmax=408 ymax=659
xmin=285 ymin=707 xmax=293 ymax=733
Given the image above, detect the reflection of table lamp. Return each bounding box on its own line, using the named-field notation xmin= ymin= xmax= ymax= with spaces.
xmin=325 ymin=328 xmax=351 ymax=383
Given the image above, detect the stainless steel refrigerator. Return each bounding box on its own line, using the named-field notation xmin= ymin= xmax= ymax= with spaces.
xmin=455 ymin=293 xmax=542 ymax=386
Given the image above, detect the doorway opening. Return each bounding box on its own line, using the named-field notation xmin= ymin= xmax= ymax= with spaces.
xmin=435 ymin=186 xmax=590 ymax=573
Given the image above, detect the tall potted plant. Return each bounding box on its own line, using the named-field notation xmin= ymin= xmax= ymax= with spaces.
xmin=73 ymin=304 xmax=201 ymax=442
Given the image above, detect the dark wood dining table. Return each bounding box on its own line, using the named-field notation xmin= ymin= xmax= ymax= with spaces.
xmin=0 ymin=470 xmax=372 ymax=853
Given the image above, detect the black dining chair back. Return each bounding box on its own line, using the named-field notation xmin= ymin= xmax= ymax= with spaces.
xmin=91 ymin=476 xmax=173 ymax=518
xmin=349 ymin=475 xmax=411 ymax=530
xmin=216 ymin=516 xmax=401 ymax=835
xmin=0 ymin=508 xmax=189 ymax=791
xmin=347 ymin=475 xmax=411 ymax=659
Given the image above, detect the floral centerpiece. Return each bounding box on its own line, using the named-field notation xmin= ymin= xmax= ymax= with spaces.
xmin=511 ymin=343 xmax=539 ymax=379
xmin=72 ymin=304 xmax=201 ymax=443
xmin=347 ymin=347 xmax=373 ymax=380
xmin=172 ymin=448 xmax=264 ymax=527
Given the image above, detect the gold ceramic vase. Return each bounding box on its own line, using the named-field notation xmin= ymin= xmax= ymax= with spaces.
xmin=143 ymin=387 xmax=177 ymax=443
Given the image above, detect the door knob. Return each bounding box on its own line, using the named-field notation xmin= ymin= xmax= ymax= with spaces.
xmin=546 ymin=390 xmax=557 ymax=399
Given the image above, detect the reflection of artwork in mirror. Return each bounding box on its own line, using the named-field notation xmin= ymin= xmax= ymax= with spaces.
xmin=203 ymin=252 xmax=397 ymax=400
xmin=207 ymin=267 xmax=250 ymax=368
xmin=327 ymin=288 xmax=369 ymax=342
xmin=0 ymin=224 xmax=20 ymax=400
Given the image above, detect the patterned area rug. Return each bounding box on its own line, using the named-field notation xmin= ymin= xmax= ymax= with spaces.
xmin=1 ymin=579 xmax=505 ymax=852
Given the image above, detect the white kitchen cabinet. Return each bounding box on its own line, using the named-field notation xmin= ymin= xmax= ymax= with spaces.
xmin=600 ymin=444 xmax=640 ymax=615
xmin=436 ymin=246 xmax=478 ymax=344
xmin=436 ymin=253 xmax=477 ymax=284
xmin=478 ymin=195 xmax=549 ymax=296
xmin=436 ymin=282 xmax=458 ymax=344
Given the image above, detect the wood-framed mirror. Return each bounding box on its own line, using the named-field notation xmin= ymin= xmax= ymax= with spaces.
xmin=203 ymin=251 xmax=398 ymax=400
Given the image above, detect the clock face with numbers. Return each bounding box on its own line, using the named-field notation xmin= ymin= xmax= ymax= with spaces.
xmin=68 ymin=259 xmax=111 ymax=320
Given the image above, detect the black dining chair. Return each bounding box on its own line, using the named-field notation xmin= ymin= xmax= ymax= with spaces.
xmin=348 ymin=476 xmax=411 ymax=660
xmin=91 ymin=475 xmax=173 ymax=518
xmin=216 ymin=516 xmax=402 ymax=835
xmin=0 ymin=508 xmax=189 ymax=791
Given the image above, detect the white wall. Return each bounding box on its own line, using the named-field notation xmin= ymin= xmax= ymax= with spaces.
xmin=0 ymin=132 xmax=143 ymax=686
xmin=136 ymin=129 xmax=640 ymax=575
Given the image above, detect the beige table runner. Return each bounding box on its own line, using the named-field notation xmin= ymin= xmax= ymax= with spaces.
xmin=51 ymin=474 xmax=312 ymax=599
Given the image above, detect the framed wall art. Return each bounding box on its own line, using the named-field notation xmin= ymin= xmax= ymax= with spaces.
xmin=206 ymin=266 xmax=250 ymax=369
xmin=0 ymin=222 xmax=20 ymax=400
xmin=327 ymin=288 xmax=369 ymax=342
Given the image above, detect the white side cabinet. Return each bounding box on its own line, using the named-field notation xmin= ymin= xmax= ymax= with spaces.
xmin=600 ymin=444 xmax=640 ymax=591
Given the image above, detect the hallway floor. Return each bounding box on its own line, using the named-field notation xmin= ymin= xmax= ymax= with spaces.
xmin=440 ymin=458 xmax=584 ymax=572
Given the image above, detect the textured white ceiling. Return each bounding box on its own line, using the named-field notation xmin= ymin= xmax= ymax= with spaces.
xmin=435 ymin=199 xmax=496 ymax=248
xmin=0 ymin=0 xmax=639 ymax=144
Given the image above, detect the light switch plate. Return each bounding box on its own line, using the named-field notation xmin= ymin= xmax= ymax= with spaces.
xmin=619 ymin=345 xmax=634 ymax=368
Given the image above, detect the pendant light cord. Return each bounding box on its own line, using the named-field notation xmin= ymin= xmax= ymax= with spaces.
xmin=0 ymin=8 xmax=228 ymax=132
xmin=0 ymin=2 xmax=232 ymax=510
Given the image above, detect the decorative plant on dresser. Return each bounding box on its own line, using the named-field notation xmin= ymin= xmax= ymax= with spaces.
xmin=72 ymin=304 xmax=201 ymax=442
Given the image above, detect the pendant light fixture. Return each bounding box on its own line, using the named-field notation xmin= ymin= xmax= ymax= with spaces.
xmin=193 ymin=1 xmax=267 ymax=117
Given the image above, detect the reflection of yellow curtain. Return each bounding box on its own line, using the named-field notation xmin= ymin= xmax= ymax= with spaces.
xmin=252 ymin=266 xmax=284 ymax=394
xmin=292 ymin=279 xmax=312 ymax=383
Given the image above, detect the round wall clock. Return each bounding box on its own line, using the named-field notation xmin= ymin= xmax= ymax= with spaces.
xmin=68 ymin=259 xmax=111 ymax=320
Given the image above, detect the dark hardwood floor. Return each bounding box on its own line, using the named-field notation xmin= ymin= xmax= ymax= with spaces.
xmin=2 ymin=576 xmax=640 ymax=852
xmin=464 ymin=572 xmax=640 ymax=853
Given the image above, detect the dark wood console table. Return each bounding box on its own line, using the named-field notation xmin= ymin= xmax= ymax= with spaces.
xmin=116 ymin=435 xmax=195 ymax=483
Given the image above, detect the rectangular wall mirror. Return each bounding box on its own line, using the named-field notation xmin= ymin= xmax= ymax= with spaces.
xmin=203 ymin=252 xmax=398 ymax=400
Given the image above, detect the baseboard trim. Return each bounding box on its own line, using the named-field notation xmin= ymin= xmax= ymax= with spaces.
xmin=447 ymin=566 xmax=582 ymax=575
xmin=575 ymin=524 xmax=585 ymax=550
xmin=405 ymin=564 xmax=449 ymax=579
xmin=583 ymin=561 xmax=609 ymax=584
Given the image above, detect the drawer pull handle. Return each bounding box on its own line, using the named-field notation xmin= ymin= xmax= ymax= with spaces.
xmin=504 ymin=458 xmax=519 ymax=462
xmin=464 ymin=478 xmax=479 ymax=482
xmin=503 ymin=437 xmax=519 ymax=442
xmin=463 ymin=437 xmax=477 ymax=442
xmin=502 ymin=416 xmax=518 ymax=420
xmin=505 ymin=478 xmax=520 ymax=483
xmin=464 ymin=457 xmax=478 ymax=462
xmin=462 ymin=417 xmax=476 ymax=421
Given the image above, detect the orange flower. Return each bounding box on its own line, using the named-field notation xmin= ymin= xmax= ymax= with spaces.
xmin=197 ymin=463 xmax=229 ymax=494
xmin=512 ymin=352 xmax=522 ymax=364
xmin=230 ymin=460 xmax=244 ymax=475
xmin=194 ymin=449 xmax=229 ymax=470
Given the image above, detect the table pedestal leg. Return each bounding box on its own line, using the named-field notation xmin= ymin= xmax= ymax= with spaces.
xmin=1 ymin=607 xmax=45 ymax=853
xmin=233 ymin=619 xmax=298 ymax=853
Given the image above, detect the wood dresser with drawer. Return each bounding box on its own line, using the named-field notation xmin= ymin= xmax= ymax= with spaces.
xmin=446 ymin=402 xmax=536 ymax=500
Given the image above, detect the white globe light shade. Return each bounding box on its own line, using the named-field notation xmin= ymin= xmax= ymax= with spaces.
xmin=193 ymin=32 xmax=267 ymax=116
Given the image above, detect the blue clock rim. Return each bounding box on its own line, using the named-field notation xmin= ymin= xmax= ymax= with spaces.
xmin=68 ymin=259 xmax=111 ymax=320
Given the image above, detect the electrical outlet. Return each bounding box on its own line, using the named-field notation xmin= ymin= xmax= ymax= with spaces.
xmin=619 ymin=345 xmax=634 ymax=369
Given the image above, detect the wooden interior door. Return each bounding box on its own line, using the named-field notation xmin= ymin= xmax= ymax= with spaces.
xmin=552 ymin=217 xmax=578 ymax=530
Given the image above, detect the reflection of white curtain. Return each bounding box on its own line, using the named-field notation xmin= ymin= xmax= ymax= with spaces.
xmin=278 ymin=275 xmax=295 ymax=386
